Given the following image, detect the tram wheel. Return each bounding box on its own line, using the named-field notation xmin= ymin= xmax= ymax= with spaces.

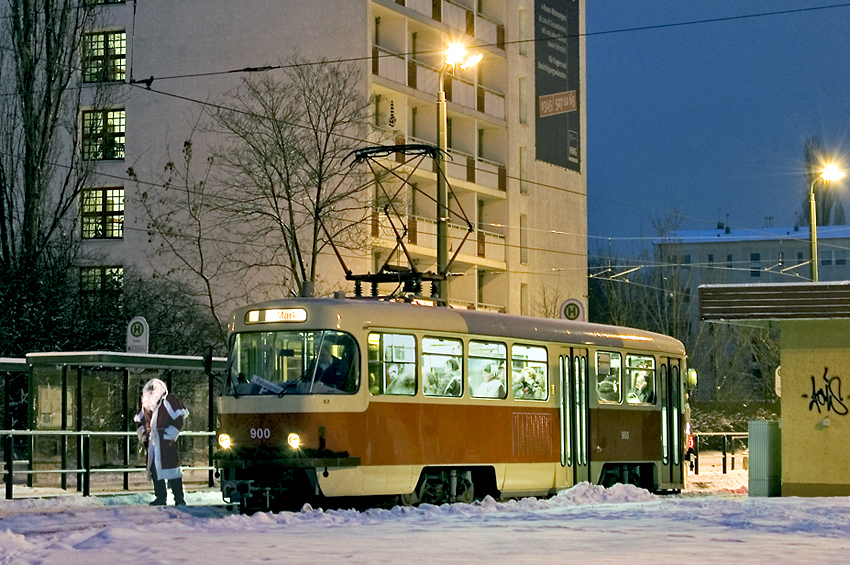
xmin=398 ymin=491 xmax=421 ymax=507
xmin=456 ymin=482 xmax=475 ymax=504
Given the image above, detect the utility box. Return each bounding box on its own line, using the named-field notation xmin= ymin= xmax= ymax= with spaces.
xmin=749 ymin=420 xmax=781 ymax=497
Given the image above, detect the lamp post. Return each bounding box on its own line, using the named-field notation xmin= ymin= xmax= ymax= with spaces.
xmin=435 ymin=44 xmax=481 ymax=301
xmin=809 ymin=164 xmax=846 ymax=281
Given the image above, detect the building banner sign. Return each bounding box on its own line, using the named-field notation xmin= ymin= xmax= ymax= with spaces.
xmin=535 ymin=0 xmax=580 ymax=171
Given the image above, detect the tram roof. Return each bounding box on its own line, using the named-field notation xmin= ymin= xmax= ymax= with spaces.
xmin=234 ymin=298 xmax=686 ymax=355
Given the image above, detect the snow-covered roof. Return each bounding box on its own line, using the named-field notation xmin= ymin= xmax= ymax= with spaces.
xmin=653 ymin=225 xmax=850 ymax=245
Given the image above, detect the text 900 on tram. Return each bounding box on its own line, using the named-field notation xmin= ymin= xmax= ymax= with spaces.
xmin=214 ymin=297 xmax=690 ymax=511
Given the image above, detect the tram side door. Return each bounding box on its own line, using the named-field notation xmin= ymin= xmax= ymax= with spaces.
xmin=659 ymin=357 xmax=684 ymax=487
xmin=560 ymin=349 xmax=589 ymax=485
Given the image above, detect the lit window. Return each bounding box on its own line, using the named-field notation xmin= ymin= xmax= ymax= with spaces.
xmin=422 ymin=337 xmax=462 ymax=397
xmin=470 ymin=341 xmax=507 ymax=399
xmin=82 ymin=187 xmax=124 ymax=239
xmin=83 ymin=31 xmax=126 ymax=83
xmin=596 ymin=351 xmax=622 ymax=404
xmin=625 ymin=355 xmax=656 ymax=405
xmin=80 ymin=266 xmax=123 ymax=299
xmin=82 ymin=109 xmax=125 ymax=160
xmin=367 ymin=333 xmax=416 ymax=396
xmin=511 ymin=344 xmax=548 ymax=400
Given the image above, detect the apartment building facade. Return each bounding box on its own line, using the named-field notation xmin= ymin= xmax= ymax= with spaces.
xmin=79 ymin=0 xmax=587 ymax=316
xmin=654 ymin=224 xmax=850 ymax=292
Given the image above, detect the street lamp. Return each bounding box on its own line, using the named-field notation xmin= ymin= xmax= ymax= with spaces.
xmin=436 ymin=43 xmax=481 ymax=301
xmin=809 ymin=164 xmax=846 ymax=281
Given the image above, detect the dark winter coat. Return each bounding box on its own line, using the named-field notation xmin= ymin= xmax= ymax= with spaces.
xmin=134 ymin=393 xmax=188 ymax=480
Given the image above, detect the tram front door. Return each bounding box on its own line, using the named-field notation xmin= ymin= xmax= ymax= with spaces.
xmin=560 ymin=349 xmax=589 ymax=485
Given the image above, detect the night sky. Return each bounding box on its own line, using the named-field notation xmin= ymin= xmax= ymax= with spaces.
xmin=585 ymin=1 xmax=850 ymax=254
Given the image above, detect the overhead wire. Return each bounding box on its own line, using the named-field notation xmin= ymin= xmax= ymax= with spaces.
xmin=4 ymin=1 xmax=850 ymax=281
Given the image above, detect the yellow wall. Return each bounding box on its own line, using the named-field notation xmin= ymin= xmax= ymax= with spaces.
xmin=780 ymin=320 xmax=850 ymax=496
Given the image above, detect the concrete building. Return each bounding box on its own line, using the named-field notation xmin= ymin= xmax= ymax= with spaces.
xmin=702 ymin=282 xmax=850 ymax=496
xmin=654 ymin=224 xmax=850 ymax=289
xmin=79 ymin=0 xmax=587 ymax=316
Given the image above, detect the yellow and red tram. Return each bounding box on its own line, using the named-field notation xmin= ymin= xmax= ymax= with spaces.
xmin=214 ymin=297 xmax=689 ymax=511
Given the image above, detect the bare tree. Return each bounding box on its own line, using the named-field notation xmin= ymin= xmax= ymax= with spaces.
xmin=132 ymin=128 xmax=238 ymax=348
xmin=531 ymin=284 xmax=565 ymax=319
xmin=209 ymin=57 xmax=374 ymax=296
xmin=0 ymin=0 xmax=118 ymax=355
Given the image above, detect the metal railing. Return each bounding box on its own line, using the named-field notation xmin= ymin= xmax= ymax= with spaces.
xmin=1 ymin=429 xmax=215 ymax=499
xmin=692 ymin=432 xmax=748 ymax=475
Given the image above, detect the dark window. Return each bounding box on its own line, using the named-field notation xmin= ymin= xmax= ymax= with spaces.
xmin=750 ymin=253 xmax=761 ymax=277
xmin=727 ymin=254 xmax=733 ymax=268
xmin=83 ymin=31 xmax=126 ymax=83
xmin=82 ymin=109 xmax=125 ymax=160
xmin=82 ymin=187 xmax=124 ymax=239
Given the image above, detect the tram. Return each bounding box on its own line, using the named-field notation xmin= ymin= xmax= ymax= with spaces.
xmin=214 ymin=296 xmax=689 ymax=511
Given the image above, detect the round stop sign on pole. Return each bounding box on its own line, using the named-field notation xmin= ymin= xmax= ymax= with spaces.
xmin=559 ymin=299 xmax=585 ymax=321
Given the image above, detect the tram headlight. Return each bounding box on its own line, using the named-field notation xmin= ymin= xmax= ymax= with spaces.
xmin=218 ymin=433 xmax=232 ymax=449
xmin=287 ymin=433 xmax=302 ymax=450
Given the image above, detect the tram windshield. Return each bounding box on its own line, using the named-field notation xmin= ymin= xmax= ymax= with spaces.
xmin=225 ymin=330 xmax=359 ymax=395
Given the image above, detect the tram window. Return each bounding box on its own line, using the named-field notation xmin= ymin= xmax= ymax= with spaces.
xmin=511 ymin=344 xmax=548 ymax=400
xmin=229 ymin=330 xmax=359 ymax=395
xmin=626 ymin=355 xmax=656 ymax=405
xmin=596 ymin=351 xmax=622 ymax=404
xmin=469 ymin=341 xmax=507 ymax=399
xmin=367 ymin=333 xmax=416 ymax=396
xmin=422 ymin=337 xmax=463 ymax=397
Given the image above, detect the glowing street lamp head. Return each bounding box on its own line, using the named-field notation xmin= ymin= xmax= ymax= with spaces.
xmin=445 ymin=43 xmax=467 ymax=66
xmin=821 ymin=164 xmax=846 ymax=182
xmin=444 ymin=43 xmax=482 ymax=70
xmin=460 ymin=52 xmax=483 ymax=70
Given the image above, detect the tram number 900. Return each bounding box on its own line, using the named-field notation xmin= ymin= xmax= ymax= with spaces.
xmin=250 ymin=428 xmax=271 ymax=440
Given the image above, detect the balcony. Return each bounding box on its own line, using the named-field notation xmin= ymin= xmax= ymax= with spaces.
xmin=401 ymin=0 xmax=504 ymax=50
xmin=372 ymin=46 xmax=406 ymax=83
xmin=371 ymin=213 xmax=506 ymax=264
xmin=372 ymin=44 xmax=506 ymax=122
xmin=406 ymin=137 xmax=506 ymax=192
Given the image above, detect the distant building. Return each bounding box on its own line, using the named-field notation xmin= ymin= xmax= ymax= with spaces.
xmin=75 ymin=0 xmax=588 ymax=316
xmin=654 ymin=224 xmax=850 ymax=289
xmin=654 ymin=224 xmax=850 ymax=400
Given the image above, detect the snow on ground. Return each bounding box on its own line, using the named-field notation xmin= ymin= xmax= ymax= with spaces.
xmin=1 ymin=469 xmax=848 ymax=564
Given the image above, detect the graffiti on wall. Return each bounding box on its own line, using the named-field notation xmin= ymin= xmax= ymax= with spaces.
xmin=802 ymin=367 xmax=848 ymax=415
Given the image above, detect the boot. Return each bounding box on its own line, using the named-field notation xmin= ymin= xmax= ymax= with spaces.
xmin=170 ymin=478 xmax=186 ymax=506
xmin=150 ymin=477 xmax=167 ymax=505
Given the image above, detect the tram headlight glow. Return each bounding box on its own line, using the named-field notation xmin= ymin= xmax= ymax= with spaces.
xmin=287 ymin=433 xmax=302 ymax=450
xmin=218 ymin=434 xmax=232 ymax=449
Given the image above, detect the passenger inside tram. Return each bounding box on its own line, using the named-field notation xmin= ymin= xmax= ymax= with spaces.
xmin=385 ymin=363 xmax=415 ymax=395
xmin=475 ymin=362 xmax=506 ymax=398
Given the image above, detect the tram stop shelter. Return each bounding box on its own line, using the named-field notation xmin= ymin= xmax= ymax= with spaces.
xmin=700 ymin=281 xmax=850 ymax=496
xmin=1 ymin=351 xmax=226 ymax=498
